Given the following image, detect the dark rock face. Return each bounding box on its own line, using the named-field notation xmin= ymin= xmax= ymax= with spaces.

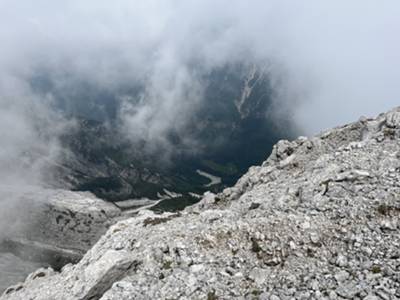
xmin=3 ymin=108 xmax=400 ymax=300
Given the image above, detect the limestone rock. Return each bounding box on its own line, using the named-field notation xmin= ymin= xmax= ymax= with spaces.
xmin=1 ymin=189 xmax=121 ymax=269
xmin=3 ymin=107 xmax=400 ymax=300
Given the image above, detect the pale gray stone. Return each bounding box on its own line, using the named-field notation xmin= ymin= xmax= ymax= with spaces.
xmin=2 ymin=107 xmax=400 ymax=300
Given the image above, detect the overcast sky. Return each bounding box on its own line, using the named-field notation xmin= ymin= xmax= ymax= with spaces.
xmin=0 ymin=0 xmax=400 ymax=182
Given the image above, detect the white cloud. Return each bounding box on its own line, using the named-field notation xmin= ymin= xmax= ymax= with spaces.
xmin=0 ymin=0 xmax=399 ymax=174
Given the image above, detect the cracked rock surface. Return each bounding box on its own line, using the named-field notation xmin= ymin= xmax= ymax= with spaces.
xmin=2 ymin=108 xmax=400 ymax=299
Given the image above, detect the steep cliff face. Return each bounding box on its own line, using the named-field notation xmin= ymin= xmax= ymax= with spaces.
xmin=3 ymin=108 xmax=400 ymax=300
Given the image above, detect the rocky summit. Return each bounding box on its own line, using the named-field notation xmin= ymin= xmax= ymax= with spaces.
xmin=2 ymin=107 xmax=400 ymax=300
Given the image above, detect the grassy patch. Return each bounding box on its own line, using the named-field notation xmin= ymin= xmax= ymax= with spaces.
xmin=162 ymin=260 xmax=173 ymax=270
xmin=202 ymin=160 xmax=239 ymax=176
xmin=371 ymin=265 xmax=382 ymax=274
xmin=377 ymin=204 xmax=400 ymax=216
xmin=143 ymin=213 xmax=180 ymax=226
xmin=207 ymin=290 xmax=218 ymax=300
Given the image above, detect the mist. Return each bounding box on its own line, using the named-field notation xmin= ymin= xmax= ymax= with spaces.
xmin=1 ymin=1 xmax=400 ymax=293
xmin=0 ymin=0 xmax=400 ymax=188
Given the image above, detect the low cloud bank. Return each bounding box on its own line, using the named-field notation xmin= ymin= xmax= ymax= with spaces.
xmin=0 ymin=0 xmax=399 ymax=196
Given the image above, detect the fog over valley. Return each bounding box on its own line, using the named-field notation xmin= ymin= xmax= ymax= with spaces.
xmin=0 ymin=1 xmax=400 ymax=293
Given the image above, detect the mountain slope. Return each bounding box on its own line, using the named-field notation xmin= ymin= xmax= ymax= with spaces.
xmin=3 ymin=107 xmax=400 ymax=299
xmin=49 ymin=63 xmax=291 ymax=206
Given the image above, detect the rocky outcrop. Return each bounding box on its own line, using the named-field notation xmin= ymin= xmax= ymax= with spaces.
xmin=2 ymin=108 xmax=400 ymax=299
xmin=0 ymin=190 xmax=121 ymax=269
